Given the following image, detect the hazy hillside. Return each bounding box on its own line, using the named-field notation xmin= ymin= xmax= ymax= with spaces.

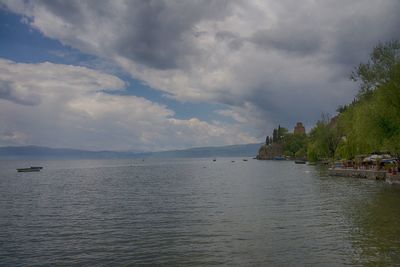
xmin=148 ymin=143 xmax=262 ymax=158
xmin=0 ymin=144 xmax=262 ymax=159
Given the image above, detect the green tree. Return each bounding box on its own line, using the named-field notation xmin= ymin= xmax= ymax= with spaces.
xmin=351 ymin=40 xmax=400 ymax=98
xmin=372 ymin=62 xmax=400 ymax=155
xmin=278 ymin=125 xmax=288 ymax=141
xmin=272 ymin=128 xmax=278 ymax=143
xmin=335 ymin=100 xmax=377 ymax=159
xmin=283 ymin=133 xmax=308 ymax=158
xmin=265 ymin=136 xmax=270 ymax=145
xmin=307 ymin=114 xmax=342 ymax=162
xmin=337 ymin=41 xmax=400 ymax=158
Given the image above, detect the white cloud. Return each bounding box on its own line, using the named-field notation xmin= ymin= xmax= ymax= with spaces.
xmin=0 ymin=59 xmax=256 ymax=150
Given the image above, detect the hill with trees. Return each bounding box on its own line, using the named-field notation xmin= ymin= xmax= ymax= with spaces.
xmin=308 ymin=40 xmax=400 ymax=161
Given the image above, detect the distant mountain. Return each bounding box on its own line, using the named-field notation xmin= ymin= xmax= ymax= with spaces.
xmin=149 ymin=143 xmax=262 ymax=158
xmin=0 ymin=144 xmax=262 ymax=159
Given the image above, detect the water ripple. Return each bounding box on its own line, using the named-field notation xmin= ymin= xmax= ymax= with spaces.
xmin=1 ymin=158 xmax=400 ymax=266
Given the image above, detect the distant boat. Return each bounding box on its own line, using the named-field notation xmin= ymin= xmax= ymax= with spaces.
xmin=242 ymin=159 xmax=248 ymax=161
xmin=30 ymin=166 xmax=43 ymax=170
xmin=231 ymin=160 xmax=235 ymax=163
xmin=213 ymin=159 xmax=216 ymax=162
xmin=17 ymin=167 xmax=42 ymax=172
xmin=273 ymin=156 xmax=286 ymax=161
xmin=294 ymin=160 xmax=306 ymax=164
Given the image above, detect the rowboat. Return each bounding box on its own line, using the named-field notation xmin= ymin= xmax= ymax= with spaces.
xmin=17 ymin=167 xmax=43 ymax=172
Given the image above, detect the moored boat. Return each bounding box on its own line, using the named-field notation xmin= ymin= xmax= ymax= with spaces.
xmin=17 ymin=167 xmax=42 ymax=172
xmin=295 ymin=160 xmax=306 ymax=164
xmin=30 ymin=166 xmax=43 ymax=170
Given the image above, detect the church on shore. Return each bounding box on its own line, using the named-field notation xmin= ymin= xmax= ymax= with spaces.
xmin=294 ymin=122 xmax=305 ymax=135
xmin=257 ymin=122 xmax=306 ymax=160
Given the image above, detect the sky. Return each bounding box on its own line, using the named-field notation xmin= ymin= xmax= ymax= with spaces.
xmin=0 ymin=0 xmax=399 ymax=151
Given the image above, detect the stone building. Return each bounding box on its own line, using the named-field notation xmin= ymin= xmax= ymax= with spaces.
xmin=257 ymin=122 xmax=306 ymax=160
xmin=294 ymin=122 xmax=305 ymax=135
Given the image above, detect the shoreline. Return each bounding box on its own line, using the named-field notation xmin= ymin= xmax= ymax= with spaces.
xmin=328 ymin=167 xmax=400 ymax=184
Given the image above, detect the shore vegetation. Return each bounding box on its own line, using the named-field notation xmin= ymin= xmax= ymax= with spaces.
xmin=308 ymin=40 xmax=400 ymax=161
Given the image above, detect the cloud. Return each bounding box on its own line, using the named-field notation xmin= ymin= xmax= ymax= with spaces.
xmin=2 ymin=0 xmax=400 ymax=141
xmin=3 ymin=0 xmax=236 ymax=69
xmin=0 ymin=129 xmax=27 ymax=143
xmin=0 ymin=80 xmax=40 ymax=105
xmin=250 ymin=28 xmax=321 ymax=56
xmin=0 ymin=59 xmax=256 ymax=150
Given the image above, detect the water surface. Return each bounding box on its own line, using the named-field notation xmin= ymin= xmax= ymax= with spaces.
xmin=1 ymin=158 xmax=399 ymax=266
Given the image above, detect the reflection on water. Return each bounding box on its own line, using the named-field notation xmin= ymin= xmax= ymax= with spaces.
xmin=0 ymin=158 xmax=399 ymax=266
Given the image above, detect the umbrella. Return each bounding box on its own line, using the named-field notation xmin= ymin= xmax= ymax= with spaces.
xmin=363 ymin=154 xmax=382 ymax=162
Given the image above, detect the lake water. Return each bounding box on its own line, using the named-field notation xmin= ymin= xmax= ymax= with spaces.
xmin=1 ymin=158 xmax=400 ymax=266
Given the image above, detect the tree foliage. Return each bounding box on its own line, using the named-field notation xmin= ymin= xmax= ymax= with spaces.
xmin=278 ymin=125 xmax=288 ymax=140
xmin=351 ymin=40 xmax=400 ymax=98
xmin=338 ymin=41 xmax=400 ymax=158
xmin=307 ymin=114 xmax=341 ymax=161
xmin=309 ymin=40 xmax=400 ymax=161
xmin=271 ymin=125 xmax=288 ymax=144
xmin=272 ymin=129 xmax=278 ymax=143
xmin=283 ymin=133 xmax=308 ymax=158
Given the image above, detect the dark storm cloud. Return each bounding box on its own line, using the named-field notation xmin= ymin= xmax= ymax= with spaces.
xmin=250 ymin=28 xmax=321 ymax=56
xmin=330 ymin=14 xmax=400 ymax=66
xmin=0 ymin=81 xmax=40 ymax=106
xmin=240 ymin=81 xmax=326 ymax=129
xmin=35 ymin=0 xmax=235 ymax=69
xmin=247 ymin=86 xmax=329 ymax=129
xmin=329 ymin=5 xmax=400 ymax=68
xmin=116 ymin=0 xmax=235 ymax=69
xmin=238 ymin=0 xmax=400 ymax=132
xmin=215 ymin=31 xmax=244 ymax=50
xmin=215 ymin=31 xmax=237 ymax=41
xmin=115 ymin=1 xmax=192 ymax=69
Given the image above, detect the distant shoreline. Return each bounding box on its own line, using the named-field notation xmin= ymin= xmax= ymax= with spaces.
xmin=0 ymin=144 xmax=262 ymax=160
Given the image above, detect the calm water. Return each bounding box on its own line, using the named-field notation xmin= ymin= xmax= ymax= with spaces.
xmin=0 ymin=158 xmax=400 ymax=266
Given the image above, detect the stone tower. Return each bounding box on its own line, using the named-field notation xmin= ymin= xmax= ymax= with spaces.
xmin=294 ymin=122 xmax=305 ymax=135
